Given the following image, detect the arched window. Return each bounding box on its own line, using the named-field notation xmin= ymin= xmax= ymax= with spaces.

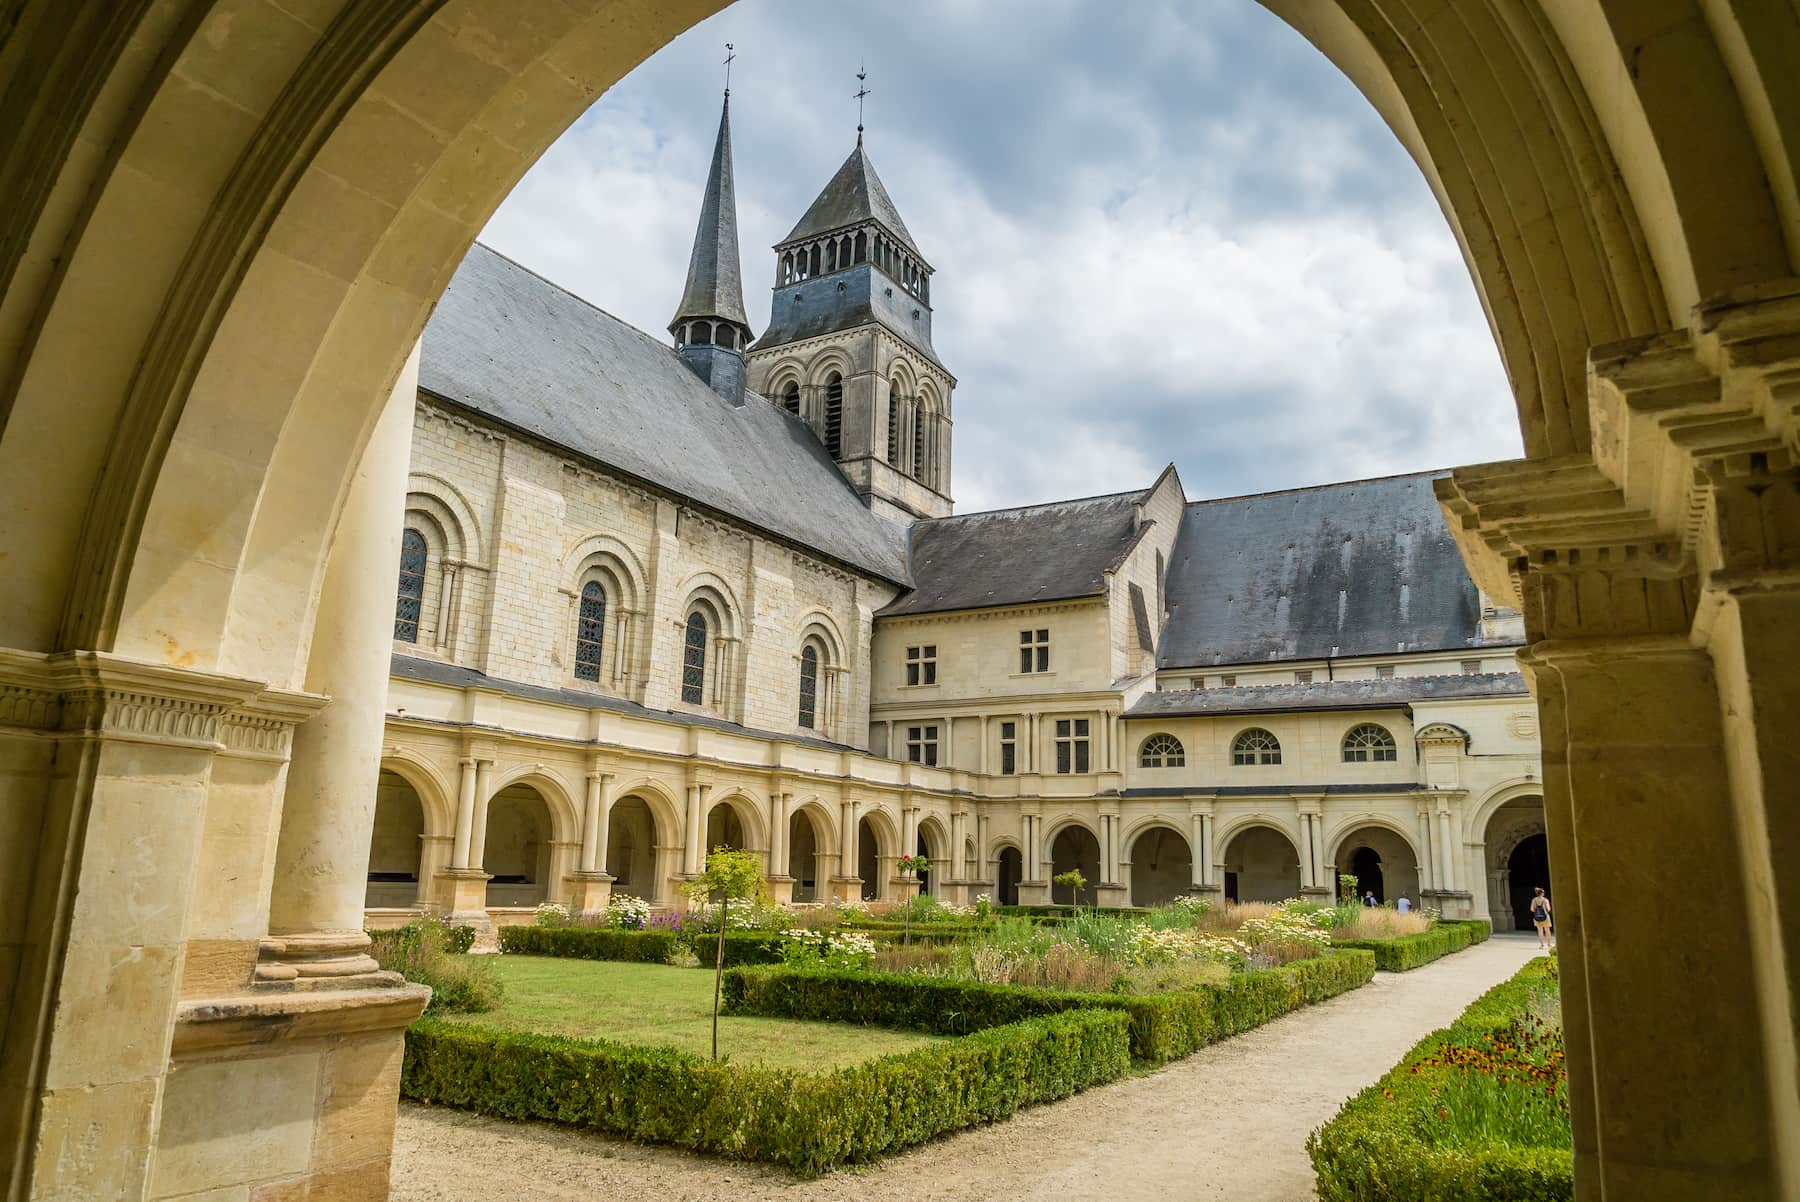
xmin=824 ymin=372 xmax=844 ymax=458
xmin=574 ymin=580 xmax=606 ymax=682
xmin=886 ymin=388 xmax=902 ymax=464
xmin=826 ymin=240 xmax=838 ymax=272
xmin=911 ymin=398 xmax=927 ymax=480
xmin=1232 ymin=728 xmax=1281 ymax=766
xmin=798 ymin=644 xmax=819 ymax=729
xmin=1342 ymin=723 xmax=1398 ymax=763
xmin=681 ymin=611 xmax=708 ymax=705
xmin=808 ymin=244 xmax=821 ymax=276
xmin=1139 ymin=733 xmax=1185 ymax=768
xmin=781 ymin=380 xmax=801 ymax=416
xmin=853 ymin=230 xmax=866 ymax=262
xmin=394 ymin=527 xmax=427 ymax=643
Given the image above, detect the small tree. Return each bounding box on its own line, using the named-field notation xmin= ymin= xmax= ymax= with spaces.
xmin=682 ymin=847 xmax=766 ymax=1061
xmin=1338 ymin=873 xmax=1359 ymax=903
xmin=1052 ymin=867 xmax=1088 ymax=909
xmin=896 ymin=853 xmax=929 ymax=944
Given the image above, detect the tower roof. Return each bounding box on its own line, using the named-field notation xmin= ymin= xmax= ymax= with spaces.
xmin=671 ymin=95 xmax=750 ymax=332
xmin=780 ymin=141 xmax=920 ymax=256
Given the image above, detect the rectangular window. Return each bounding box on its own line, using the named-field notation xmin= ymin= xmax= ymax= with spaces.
xmin=1189 ymin=677 xmax=1205 ymax=690
xmin=1221 ymin=674 xmax=1236 ymax=687
xmin=1461 ymin=659 xmax=1482 ymax=675
xmin=1294 ymin=669 xmax=1313 ymax=684
xmin=905 ymin=644 xmax=937 ymax=686
xmin=1377 ymin=664 xmax=1395 ymax=680
xmin=1019 ymin=628 xmax=1051 ymax=673
xmin=1054 ymin=718 xmax=1090 ymax=774
xmin=999 ymin=721 xmax=1017 ymax=774
xmin=906 ymin=724 xmax=939 ymax=767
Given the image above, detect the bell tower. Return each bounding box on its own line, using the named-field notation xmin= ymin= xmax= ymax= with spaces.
xmin=746 ymin=132 xmax=956 ymax=520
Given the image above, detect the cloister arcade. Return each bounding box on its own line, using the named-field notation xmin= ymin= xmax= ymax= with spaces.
xmin=4 ymin=2 xmax=1797 ymax=1198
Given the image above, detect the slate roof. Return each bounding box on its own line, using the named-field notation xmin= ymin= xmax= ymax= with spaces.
xmin=392 ymin=655 xmax=853 ymax=751
xmin=781 ymin=141 xmax=921 ymax=255
xmin=420 ymin=243 xmax=908 ymax=584
xmin=1159 ymin=471 xmax=1501 ymax=669
xmin=880 ymin=489 xmax=1147 ymax=617
xmin=1124 ymin=672 xmax=1530 ymax=718
xmin=671 ymin=95 xmax=750 ymax=331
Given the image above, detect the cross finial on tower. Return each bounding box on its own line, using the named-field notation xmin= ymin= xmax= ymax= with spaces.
xmin=723 ymin=43 xmax=735 ymax=97
xmin=854 ymin=64 xmax=870 ymax=144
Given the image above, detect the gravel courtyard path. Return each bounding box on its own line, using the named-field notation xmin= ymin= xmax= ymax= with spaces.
xmin=392 ymin=935 xmax=1543 ymax=1202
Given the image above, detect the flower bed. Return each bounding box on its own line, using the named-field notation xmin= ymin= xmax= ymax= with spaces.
xmin=725 ymin=948 xmax=1374 ymax=1065
xmin=401 ymin=1006 xmax=1132 ymax=1176
xmin=1307 ymin=956 xmax=1571 ymax=1201
xmin=1333 ymin=918 xmax=1491 ymax=971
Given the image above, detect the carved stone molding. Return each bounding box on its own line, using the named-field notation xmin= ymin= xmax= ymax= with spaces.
xmin=0 ymin=649 xmax=270 ymax=748
xmin=219 ymin=687 xmax=329 ymax=762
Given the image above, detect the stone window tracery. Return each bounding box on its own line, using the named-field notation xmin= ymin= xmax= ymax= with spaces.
xmin=798 ymin=644 xmax=819 ymax=729
xmin=1232 ymin=728 xmax=1281 ymax=766
xmin=394 ymin=527 xmax=427 ymax=643
xmin=574 ymin=580 xmax=606 ymax=682
xmin=1139 ymin=733 xmax=1185 ymax=768
xmin=1342 ymin=723 xmax=1398 ymax=763
xmin=681 ymin=610 xmax=708 ymax=704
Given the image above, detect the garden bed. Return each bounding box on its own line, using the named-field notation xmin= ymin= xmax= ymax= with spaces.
xmin=1307 ymin=955 xmax=1571 ymax=1201
xmin=1332 ymin=917 xmax=1490 ymax=970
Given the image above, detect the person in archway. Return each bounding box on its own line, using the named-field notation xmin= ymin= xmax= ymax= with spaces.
xmin=1530 ymin=886 xmax=1553 ymax=949
xmin=1363 ymin=890 xmax=1377 ymax=908
xmin=1396 ymin=894 xmax=1412 ymax=914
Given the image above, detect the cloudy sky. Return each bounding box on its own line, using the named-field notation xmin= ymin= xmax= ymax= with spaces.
xmin=480 ymin=0 xmax=1520 ymax=512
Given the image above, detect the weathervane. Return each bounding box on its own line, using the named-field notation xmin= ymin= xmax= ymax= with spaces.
xmin=723 ymin=43 xmax=735 ymax=97
xmin=854 ymin=64 xmax=870 ymax=143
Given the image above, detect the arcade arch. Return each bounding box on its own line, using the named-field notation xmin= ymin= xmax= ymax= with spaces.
xmin=786 ymin=804 xmax=831 ymax=901
xmin=1127 ymin=823 xmax=1193 ymax=908
xmin=482 ymin=782 xmax=555 ymax=907
xmin=365 ymin=770 xmax=426 ymax=909
xmin=1330 ymin=824 xmax=1421 ymax=906
xmin=1220 ymin=824 xmax=1301 ymax=903
xmin=1482 ymin=794 xmax=1550 ymax=932
xmin=605 ymin=796 xmax=663 ymax=902
xmin=1048 ymin=822 xmax=1101 ymax=906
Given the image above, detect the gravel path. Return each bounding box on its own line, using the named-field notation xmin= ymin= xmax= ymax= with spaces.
xmin=392 ymin=935 xmax=1544 ymax=1202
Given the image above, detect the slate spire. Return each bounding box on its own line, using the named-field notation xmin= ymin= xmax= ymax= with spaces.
xmin=670 ymin=89 xmax=752 ymax=404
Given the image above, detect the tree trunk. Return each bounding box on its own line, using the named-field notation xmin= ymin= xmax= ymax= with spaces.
xmin=712 ymin=895 xmax=727 ymax=1061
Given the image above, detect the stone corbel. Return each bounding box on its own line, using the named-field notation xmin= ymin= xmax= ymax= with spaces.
xmin=218 ymin=687 xmax=329 ymax=762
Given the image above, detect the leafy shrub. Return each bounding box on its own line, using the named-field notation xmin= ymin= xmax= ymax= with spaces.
xmin=401 ymin=1007 xmax=1131 ymax=1176
xmin=777 ymin=928 xmax=876 ymax=971
xmin=534 ymin=902 xmax=570 ymax=927
xmin=1334 ymin=919 xmax=1491 ymax=971
xmin=498 ymin=925 xmax=678 ymax=963
xmin=1309 ymin=957 xmax=1571 ymax=1201
xmin=604 ymin=894 xmax=652 ymax=929
xmin=371 ymin=917 xmax=502 ymax=1014
xmin=725 ymin=949 xmax=1374 ymax=1064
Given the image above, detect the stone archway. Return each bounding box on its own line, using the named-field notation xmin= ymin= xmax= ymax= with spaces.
xmin=365 ymin=769 xmax=425 ymax=909
xmin=1508 ymin=834 xmax=1551 ymax=932
xmin=1482 ymin=796 xmax=1548 ymax=933
xmin=482 ymin=783 xmax=553 ymax=908
xmin=1221 ymin=826 xmax=1301 ymax=903
xmin=1129 ymin=825 xmax=1193 ymax=908
xmin=605 ymin=796 xmax=661 ymax=903
xmin=704 ymin=800 xmax=747 ymax=853
xmin=787 ymin=807 xmax=825 ymax=902
xmin=996 ymin=846 xmax=1023 ymax=907
xmin=1049 ymin=824 xmax=1101 ymax=906
xmin=856 ymin=814 xmax=888 ymax=902
xmin=1332 ymin=825 xmax=1422 ymax=908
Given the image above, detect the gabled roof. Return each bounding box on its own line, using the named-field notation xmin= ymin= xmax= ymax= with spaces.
xmin=1125 ymin=672 xmax=1530 ymax=718
xmin=879 ymin=489 xmax=1147 ymax=618
xmin=781 ymin=141 xmax=920 ymax=256
xmin=420 ymin=243 xmax=908 ymax=584
xmin=671 ymin=95 xmax=749 ymax=331
xmin=1158 ymin=471 xmax=1500 ymax=669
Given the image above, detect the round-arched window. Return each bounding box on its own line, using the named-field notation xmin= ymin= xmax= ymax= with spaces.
xmin=394 ymin=527 xmax=427 ymax=643
xmin=1342 ymin=723 xmax=1398 ymax=763
xmin=798 ymin=644 xmax=819 ymax=729
xmin=681 ymin=611 xmax=708 ymax=705
xmin=1139 ymin=733 xmax=1185 ymax=768
xmin=1231 ymin=728 xmax=1281 ymax=766
xmin=781 ymin=380 xmax=801 ymax=416
xmin=574 ymin=580 xmax=606 ymax=682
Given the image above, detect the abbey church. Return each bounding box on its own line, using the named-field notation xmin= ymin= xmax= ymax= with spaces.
xmin=370 ymin=95 xmax=1548 ymax=933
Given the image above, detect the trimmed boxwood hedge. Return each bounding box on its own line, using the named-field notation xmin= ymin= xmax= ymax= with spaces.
xmin=496 ymin=925 xmax=678 ymax=961
xmin=401 ymin=1007 xmax=1131 ymax=1176
xmin=1333 ymin=918 xmax=1492 ymax=971
xmin=725 ymin=949 xmax=1375 ymax=1065
xmin=1308 ymin=956 xmax=1570 ymax=1200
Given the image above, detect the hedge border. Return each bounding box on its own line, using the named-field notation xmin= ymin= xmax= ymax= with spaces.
xmin=497 ymin=925 xmax=793 ymax=965
xmin=1333 ymin=918 xmax=1492 ymax=971
xmin=402 ymin=1007 xmax=1131 ymax=1176
xmin=1307 ymin=955 xmax=1570 ymax=1201
xmin=724 ymin=949 xmax=1375 ymax=1065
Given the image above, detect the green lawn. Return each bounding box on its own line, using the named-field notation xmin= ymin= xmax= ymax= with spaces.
xmin=443 ymin=955 xmax=940 ymax=1070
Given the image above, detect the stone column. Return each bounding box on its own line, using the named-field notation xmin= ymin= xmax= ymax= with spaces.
xmin=684 ymin=784 xmax=705 ymax=876
xmin=466 ymin=759 xmax=495 ymax=871
xmin=267 ymin=343 xmax=419 ymax=977
xmin=1415 ymin=805 xmax=1437 ymax=892
xmin=976 ymin=812 xmax=991 ymax=885
xmin=1434 ymin=806 xmax=1457 ymax=894
xmin=1200 ymin=810 xmax=1215 ymax=889
xmin=569 ymin=771 xmax=613 ymax=919
xmin=950 ymin=809 xmax=968 ymax=879
xmin=450 ymin=756 xmax=477 ymax=869
xmin=1296 ymin=808 xmax=1316 ymax=892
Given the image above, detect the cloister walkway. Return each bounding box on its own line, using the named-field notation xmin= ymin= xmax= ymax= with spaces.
xmin=392 ymin=935 xmax=1545 ymax=1201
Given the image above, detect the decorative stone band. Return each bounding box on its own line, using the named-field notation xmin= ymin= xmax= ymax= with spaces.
xmin=0 ymin=647 xmax=270 ymax=746
xmin=255 ymin=931 xmax=388 ymax=986
xmin=173 ymin=979 xmax=430 ymax=1059
xmin=220 ymin=687 xmax=329 ymax=761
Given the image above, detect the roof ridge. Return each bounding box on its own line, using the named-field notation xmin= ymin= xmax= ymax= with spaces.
xmin=1184 ymin=467 xmax=1451 ymax=509
xmin=925 ymin=486 xmax=1149 ymax=523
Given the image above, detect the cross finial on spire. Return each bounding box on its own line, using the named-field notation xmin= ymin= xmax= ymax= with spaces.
xmin=854 ymin=64 xmax=870 ymax=144
xmin=723 ymin=43 xmax=735 ymax=97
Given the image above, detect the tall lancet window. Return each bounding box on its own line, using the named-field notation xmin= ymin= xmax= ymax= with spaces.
xmin=886 ymin=390 xmax=900 ymax=464
xmin=574 ymin=580 xmax=606 ymax=682
xmin=394 ymin=528 xmax=427 ymax=643
xmin=798 ymin=644 xmax=819 ymax=729
xmin=681 ymin=611 xmax=708 ymax=704
xmin=782 ymin=380 xmax=801 ymax=416
xmin=824 ymin=373 xmax=844 ymax=457
xmin=912 ymin=400 xmax=928 ymax=481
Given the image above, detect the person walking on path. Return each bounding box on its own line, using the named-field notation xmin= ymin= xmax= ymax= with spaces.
xmin=1529 ymin=887 xmax=1553 ymax=949
xmin=1396 ymin=895 xmax=1411 ymax=914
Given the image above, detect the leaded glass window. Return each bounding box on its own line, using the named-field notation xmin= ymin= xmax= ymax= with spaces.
xmin=1232 ymin=728 xmax=1281 ymax=766
xmin=681 ymin=611 xmax=708 ymax=704
xmin=394 ymin=528 xmax=427 ymax=643
xmin=574 ymin=580 xmax=606 ymax=682
xmin=798 ymin=645 xmax=819 ymax=729
xmin=1342 ymin=723 xmax=1397 ymax=763
xmin=1139 ymin=733 xmax=1185 ymax=768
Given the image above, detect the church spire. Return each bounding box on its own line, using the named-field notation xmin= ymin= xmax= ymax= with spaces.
xmin=670 ymin=81 xmax=752 ymax=404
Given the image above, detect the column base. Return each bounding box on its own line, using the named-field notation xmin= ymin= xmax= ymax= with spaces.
xmin=764 ymin=875 xmax=795 ymax=906
xmin=828 ymin=876 xmax=864 ymax=904
xmin=1095 ymin=883 xmax=1129 ymax=909
xmin=437 ymin=869 xmax=493 ymax=927
xmin=1187 ymin=883 xmax=1223 ymax=895
xmin=1299 ymin=885 xmax=1332 ymax=898
xmin=1016 ymin=881 xmax=1052 ymax=906
xmin=253 ymin=931 xmax=383 ymax=987
xmin=565 ymin=871 xmax=614 ymax=920
xmin=891 ymin=878 xmax=921 ymax=903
